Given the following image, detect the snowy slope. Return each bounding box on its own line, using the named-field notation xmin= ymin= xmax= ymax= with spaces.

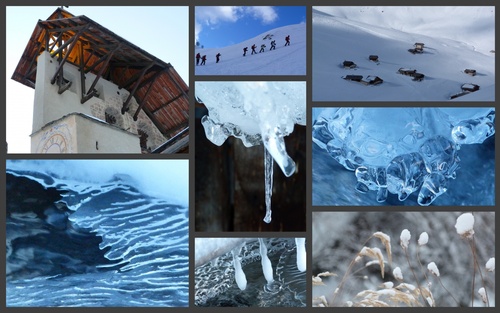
xmin=195 ymin=23 xmax=306 ymax=75
xmin=312 ymin=7 xmax=495 ymax=101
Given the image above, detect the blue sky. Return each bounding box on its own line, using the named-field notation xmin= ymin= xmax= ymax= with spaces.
xmin=195 ymin=6 xmax=306 ymax=48
xmin=6 ymin=6 xmax=188 ymax=153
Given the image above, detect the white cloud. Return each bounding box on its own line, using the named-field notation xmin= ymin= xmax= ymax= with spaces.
xmin=245 ymin=6 xmax=278 ymax=24
xmin=195 ymin=6 xmax=278 ymax=42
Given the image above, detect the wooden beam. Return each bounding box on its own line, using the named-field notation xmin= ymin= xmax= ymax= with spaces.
xmin=49 ymin=26 xmax=88 ymax=85
xmin=79 ymin=41 xmax=86 ymax=101
xmin=133 ymin=70 xmax=163 ymax=121
xmin=151 ymin=92 xmax=185 ymax=114
xmin=81 ymin=43 xmax=122 ymax=104
xmin=121 ymin=62 xmax=154 ymax=113
xmin=119 ymin=64 xmax=157 ymax=90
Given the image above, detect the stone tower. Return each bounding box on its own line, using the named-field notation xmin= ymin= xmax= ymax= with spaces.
xmin=12 ymin=8 xmax=189 ymax=153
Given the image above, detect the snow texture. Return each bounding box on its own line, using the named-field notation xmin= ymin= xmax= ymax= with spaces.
xmin=427 ymin=262 xmax=440 ymax=277
xmin=400 ymin=229 xmax=411 ymax=249
xmin=455 ymin=212 xmax=475 ymax=239
xmin=418 ymin=232 xmax=429 ymax=246
xmin=313 ymin=6 xmax=495 ymax=101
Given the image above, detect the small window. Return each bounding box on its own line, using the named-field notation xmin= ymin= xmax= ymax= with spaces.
xmin=138 ymin=129 xmax=149 ymax=151
xmin=105 ymin=111 xmax=117 ymax=125
xmin=104 ymin=107 xmax=123 ymax=128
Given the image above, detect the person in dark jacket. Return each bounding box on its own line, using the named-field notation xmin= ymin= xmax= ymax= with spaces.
xmin=259 ymin=44 xmax=266 ymax=53
xmin=285 ymin=35 xmax=290 ymax=46
xmin=243 ymin=47 xmax=248 ymax=56
xmin=216 ymin=53 xmax=221 ymax=63
xmin=251 ymin=44 xmax=257 ymax=55
xmin=269 ymin=40 xmax=276 ymax=51
xmin=201 ymin=55 xmax=207 ymax=65
xmin=196 ymin=52 xmax=201 ymax=65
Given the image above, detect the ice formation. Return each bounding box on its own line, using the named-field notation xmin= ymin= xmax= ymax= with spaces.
xmin=258 ymin=238 xmax=274 ymax=284
xmin=194 ymin=238 xmax=306 ymax=301
xmin=312 ymin=108 xmax=495 ymax=205
xmin=232 ymin=245 xmax=247 ymax=290
xmin=196 ymin=82 xmax=306 ymax=222
xmin=295 ymin=238 xmax=306 ymax=272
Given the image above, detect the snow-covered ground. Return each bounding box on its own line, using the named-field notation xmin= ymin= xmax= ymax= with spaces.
xmin=195 ymin=23 xmax=306 ymax=75
xmin=312 ymin=6 xmax=495 ymax=101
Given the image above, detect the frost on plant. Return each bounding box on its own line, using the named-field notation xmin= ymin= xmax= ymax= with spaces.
xmin=478 ymin=287 xmax=487 ymax=303
xmin=312 ymin=212 xmax=495 ymax=307
xmin=400 ymin=229 xmax=411 ymax=249
xmin=455 ymin=212 xmax=475 ymax=239
xmin=418 ymin=232 xmax=429 ymax=246
xmin=393 ymin=267 xmax=403 ymax=281
xmin=196 ymin=82 xmax=306 ymax=223
xmin=486 ymin=258 xmax=495 ymax=272
xmin=312 ymin=108 xmax=495 ymax=205
xmin=427 ymin=262 xmax=440 ymax=277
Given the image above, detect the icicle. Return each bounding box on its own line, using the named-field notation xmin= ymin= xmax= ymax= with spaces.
xmin=263 ymin=147 xmax=274 ymax=223
xmin=262 ymin=125 xmax=296 ymax=177
xmin=231 ymin=246 xmax=247 ymax=290
xmin=295 ymin=238 xmax=306 ymax=272
xmin=258 ymin=238 xmax=274 ymax=283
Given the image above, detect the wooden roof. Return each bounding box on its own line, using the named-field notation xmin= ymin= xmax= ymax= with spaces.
xmin=12 ymin=8 xmax=189 ymax=137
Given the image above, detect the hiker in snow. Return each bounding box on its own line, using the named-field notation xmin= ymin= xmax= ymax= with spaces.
xmin=251 ymin=44 xmax=257 ymax=55
xmin=201 ymin=55 xmax=206 ymax=65
xmin=216 ymin=53 xmax=221 ymax=63
xmin=284 ymin=35 xmax=290 ymax=46
xmin=243 ymin=47 xmax=248 ymax=56
xmin=269 ymin=40 xmax=276 ymax=51
xmin=259 ymin=44 xmax=266 ymax=53
xmin=196 ymin=52 xmax=201 ymax=66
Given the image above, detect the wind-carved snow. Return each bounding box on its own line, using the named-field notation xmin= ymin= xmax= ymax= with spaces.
xmin=312 ymin=107 xmax=495 ymax=205
xmin=6 ymin=162 xmax=189 ymax=307
xmin=196 ymin=81 xmax=306 ymax=222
